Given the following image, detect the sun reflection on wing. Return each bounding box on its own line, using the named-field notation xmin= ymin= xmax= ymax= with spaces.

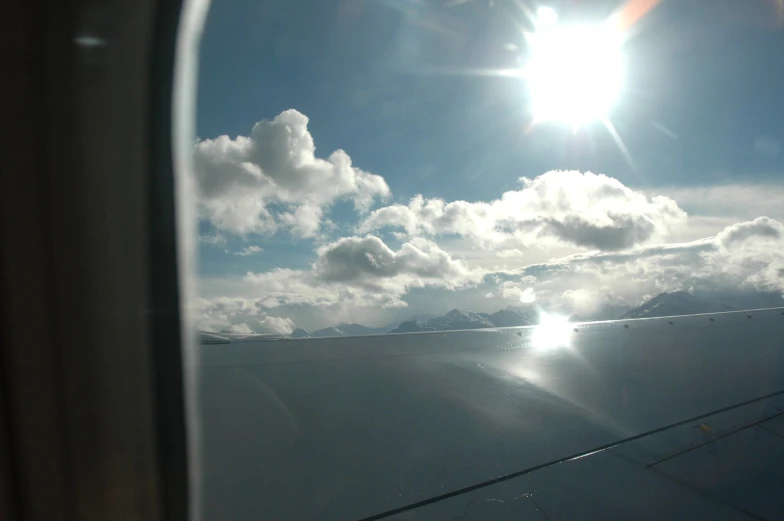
xmin=531 ymin=311 xmax=573 ymax=350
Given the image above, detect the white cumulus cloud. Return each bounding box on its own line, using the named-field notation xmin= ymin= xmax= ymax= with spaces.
xmin=359 ymin=170 xmax=686 ymax=251
xmin=498 ymin=279 xmax=537 ymax=303
xmin=193 ymin=109 xmax=390 ymax=237
xmin=243 ymin=235 xmax=484 ymax=309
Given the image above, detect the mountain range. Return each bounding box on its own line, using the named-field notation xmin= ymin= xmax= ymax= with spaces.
xmin=388 ymin=307 xmax=538 ymax=334
xmin=619 ymin=290 xmax=737 ymax=319
xmin=280 ymin=290 xmax=780 ymax=338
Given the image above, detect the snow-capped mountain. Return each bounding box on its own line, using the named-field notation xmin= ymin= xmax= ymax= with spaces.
xmin=336 ymin=323 xmax=391 ymax=336
xmin=430 ymin=309 xmax=496 ymax=330
xmin=620 ymin=291 xmax=737 ymax=319
xmin=389 ymin=309 xmax=496 ymax=333
xmin=289 ymin=328 xmax=312 ymax=338
xmin=486 ymin=308 xmax=537 ymax=327
xmin=389 ymin=320 xmax=437 ymax=334
xmin=311 ymin=326 xmax=347 ymax=338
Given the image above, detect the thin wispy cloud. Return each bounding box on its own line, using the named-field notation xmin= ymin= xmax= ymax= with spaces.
xmin=226 ymin=245 xmax=263 ymax=256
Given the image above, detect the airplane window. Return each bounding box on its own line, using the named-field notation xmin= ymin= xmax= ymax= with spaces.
xmin=181 ymin=0 xmax=784 ymax=519
xmin=192 ymin=0 xmax=784 ymax=339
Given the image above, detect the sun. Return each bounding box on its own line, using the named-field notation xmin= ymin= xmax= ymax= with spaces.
xmin=525 ymin=7 xmax=624 ymax=128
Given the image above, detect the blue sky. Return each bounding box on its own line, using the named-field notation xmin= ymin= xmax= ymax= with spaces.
xmin=194 ymin=0 xmax=784 ymax=333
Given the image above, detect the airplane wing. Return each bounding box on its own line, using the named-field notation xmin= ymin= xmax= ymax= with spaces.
xmin=198 ymin=308 xmax=784 ymax=521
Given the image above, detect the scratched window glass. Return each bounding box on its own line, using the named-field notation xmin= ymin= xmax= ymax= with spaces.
xmin=193 ymin=1 xmax=784 ymax=519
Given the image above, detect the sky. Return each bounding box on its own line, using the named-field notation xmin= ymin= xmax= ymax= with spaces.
xmin=193 ymin=0 xmax=784 ymax=334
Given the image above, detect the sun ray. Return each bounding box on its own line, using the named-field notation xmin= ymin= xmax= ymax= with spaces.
xmin=602 ymin=116 xmax=639 ymax=173
xmin=420 ymin=66 xmax=525 ymax=77
xmin=651 ymin=120 xmax=679 ymax=140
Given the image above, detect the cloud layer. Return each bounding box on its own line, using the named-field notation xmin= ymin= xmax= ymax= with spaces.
xmin=243 ymin=235 xmax=484 ymax=310
xmin=193 ymin=109 xmax=390 ymax=237
xmin=489 ymin=216 xmax=784 ymax=311
xmin=196 ymin=234 xmax=485 ymax=332
xmin=197 ymin=297 xmax=296 ymax=334
xmin=193 ymin=110 xmax=782 ymax=331
xmin=199 ymin=212 xmax=784 ymax=331
xmin=360 ymin=170 xmax=687 ymax=251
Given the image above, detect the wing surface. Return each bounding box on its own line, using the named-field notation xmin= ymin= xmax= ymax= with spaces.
xmin=199 ymin=308 xmax=784 ymax=520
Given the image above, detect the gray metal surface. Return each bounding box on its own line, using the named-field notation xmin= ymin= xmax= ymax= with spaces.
xmin=400 ymin=448 xmax=763 ymax=521
xmin=613 ymin=397 xmax=783 ymax=466
xmin=655 ymin=426 xmax=784 ymax=520
xmin=198 ymin=308 xmax=784 ymax=521
xmin=760 ymin=414 xmax=784 ymax=438
xmin=395 ymin=396 xmax=784 ymax=520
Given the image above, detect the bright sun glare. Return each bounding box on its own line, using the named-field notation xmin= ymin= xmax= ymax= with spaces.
xmin=526 ymin=7 xmax=624 ymax=128
xmin=531 ymin=311 xmax=572 ymax=350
